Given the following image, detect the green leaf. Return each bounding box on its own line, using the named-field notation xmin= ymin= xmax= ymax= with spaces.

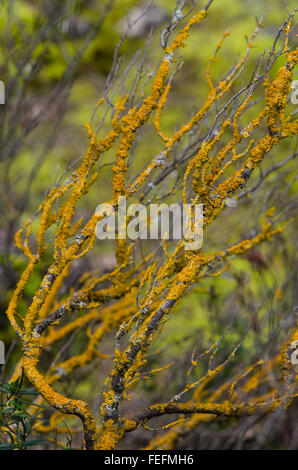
xmin=20 ymin=439 xmax=46 ymax=448
xmin=0 ymin=443 xmax=18 ymax=450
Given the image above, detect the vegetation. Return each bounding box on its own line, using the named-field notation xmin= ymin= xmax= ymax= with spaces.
xmin=0 ymin=0 xmax=297 ymax=450
xmin=0 ymin=370 xmax=45 ymax=449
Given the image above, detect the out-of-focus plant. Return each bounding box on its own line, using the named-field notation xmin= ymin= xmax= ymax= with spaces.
xmin=0 ymin=369 xmax=45 ymax=449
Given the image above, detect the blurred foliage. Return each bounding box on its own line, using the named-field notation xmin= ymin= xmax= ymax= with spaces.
xmin=0 ymin=0 xmax=297 ymax=450
xmin=0 ymin=369 xmax=45 ymax=449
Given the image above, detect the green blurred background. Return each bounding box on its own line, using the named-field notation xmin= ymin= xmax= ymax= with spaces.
xmin=0 ymin=0 xmax=297 ymax=449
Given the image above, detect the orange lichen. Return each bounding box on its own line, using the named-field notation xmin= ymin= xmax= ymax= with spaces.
xmin=4 ymin=7 xmax=297 ymax=451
